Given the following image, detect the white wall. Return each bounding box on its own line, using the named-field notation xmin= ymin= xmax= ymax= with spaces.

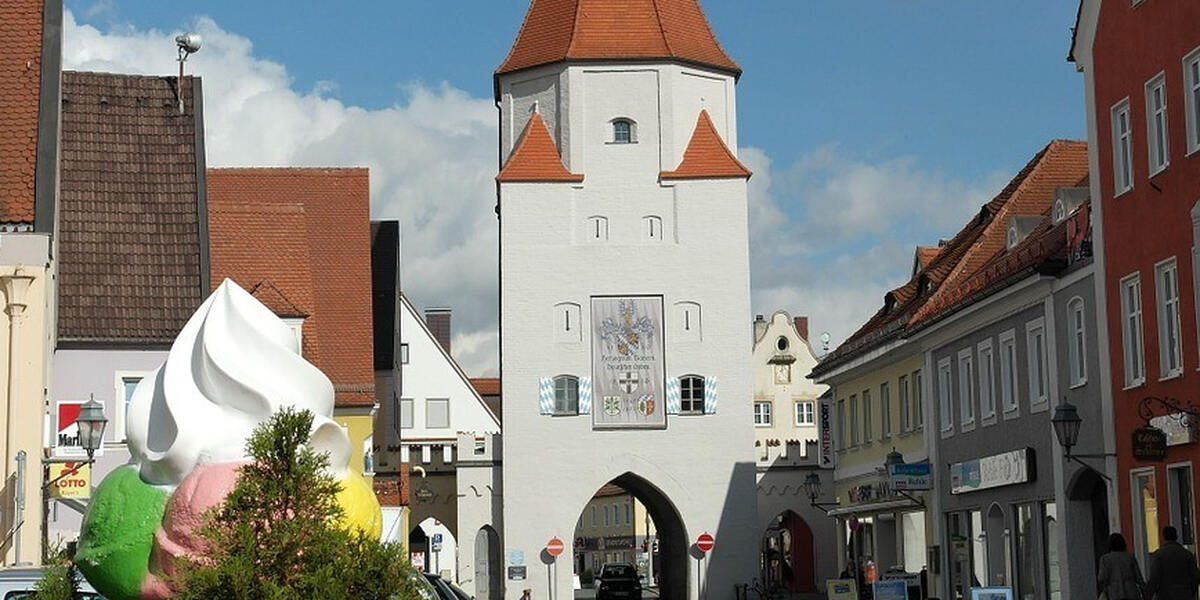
xmin=751 ymin=312 xmax=826 ymax=453
xmin=499 ymin=60 xmax=757 ymax=600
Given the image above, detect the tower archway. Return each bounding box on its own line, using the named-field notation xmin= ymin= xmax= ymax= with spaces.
xmin=761 ymin=510 xmax=815 ymax=593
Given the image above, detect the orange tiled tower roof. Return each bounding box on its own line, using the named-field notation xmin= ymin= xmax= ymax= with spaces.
xmin=497 ymin=111 xmax=584 ymax=183
xmin=497 ymin=0 xmax=740 ymax=78
xmin=661 ymin=110 xmax=751 ymax=180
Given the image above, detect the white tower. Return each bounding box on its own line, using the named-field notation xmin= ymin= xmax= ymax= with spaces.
xmin=496 ymin=1 xmax=757 ymax=598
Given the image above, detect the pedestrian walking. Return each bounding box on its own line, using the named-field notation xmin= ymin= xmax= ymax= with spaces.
xmin=1098 ymin=533 xmax=1146 ymax=600
xmin=1146 ymin=526 xmax=1200 ymax=600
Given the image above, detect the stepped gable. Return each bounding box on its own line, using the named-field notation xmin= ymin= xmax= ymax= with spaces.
xmin=661 ymin=110 xmax=751 ymax=180
xmin=497 ymin=111 xmax=584 ymax=183
xmin=496 ymin=0 xmax=740 ymax=79
xmin=0 ymin=0 xmax=44 ymax=224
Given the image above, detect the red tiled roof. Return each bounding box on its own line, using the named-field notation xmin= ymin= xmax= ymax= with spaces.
xmin=208 ymin=168 xmax=376 ymax=408
xmin=497 ymin=0 xmax=740 ymax=77
xmin=470 ymin=378 xmax=501 ymax=396
xmin=0 ymin=0 xmax=44 ymax=223
xmin=57 ymin=71 xmax=206 ymax=343
xmin=915 ymin=246 xmax=940 ymax=270
xmin=497 ymin=112 xmax=584 ymax=183
xmin=661 ymin=110 xmax=751 ymax=180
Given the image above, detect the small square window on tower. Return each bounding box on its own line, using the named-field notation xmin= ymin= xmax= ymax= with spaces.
xmin=611 ymin=118 xmax=636 ymax=144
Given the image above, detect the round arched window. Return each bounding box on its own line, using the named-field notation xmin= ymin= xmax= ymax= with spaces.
xmin=776 ymin=336 xmax=789 ymax=352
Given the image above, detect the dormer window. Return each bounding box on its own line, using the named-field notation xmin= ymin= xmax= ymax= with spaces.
xmin=1007 ymin=228 xmax=1019 ymax=248
xmin=612 ymin=119 xmax=636 ymax=144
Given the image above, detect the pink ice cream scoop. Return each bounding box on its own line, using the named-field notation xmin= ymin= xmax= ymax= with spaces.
xmin=142 ymin=461 xmax=248 ymax=599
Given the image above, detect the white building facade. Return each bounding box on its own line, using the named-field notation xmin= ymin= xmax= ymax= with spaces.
xmin=496 ymin=1 xmax=759 ymax=598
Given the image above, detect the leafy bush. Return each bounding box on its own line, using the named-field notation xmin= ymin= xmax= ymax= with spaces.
xmin=36 ymin=544 xmax=79 ymax=600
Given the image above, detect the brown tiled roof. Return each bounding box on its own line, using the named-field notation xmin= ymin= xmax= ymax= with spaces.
xmin=57 ymin=71 xmax=206 ymax=344
xmin=0 ymin=0 xmax=44 ymax=224
xmin=915 ymin=246 xmax=940 ymax=270
xmin=497 ymin=0 xmax=740 ymax=78
xmin=497 ymin=112 xmax=584 ymax=183
xmin=207 ymin=168 xmax=376 ymax=408
xmin=470 ymin=378 xmax=501 ymax=396
xmin=661 ymin=110 xmax=751 ymax=180
xmin=811 ymin=140 xmax=1087 ymax=378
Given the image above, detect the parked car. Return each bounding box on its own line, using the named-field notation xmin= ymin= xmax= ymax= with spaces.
xmin=423 ymin=573 xmax=472 ymax=600
xmin=0 ymin=567 xmax=104 ymax=599
xmin=596 ymin=563 xmax=642 ymax=600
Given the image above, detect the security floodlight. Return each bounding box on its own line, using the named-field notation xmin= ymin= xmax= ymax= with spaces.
xmin=175 ymin=33 xmax=202 ymax=55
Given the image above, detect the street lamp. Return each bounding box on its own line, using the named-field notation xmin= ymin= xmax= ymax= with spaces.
xmin=1050 ymin=399 xmax=1112 ymax=480
xmin=803 ymin=472 xmax=839 ymax=514
xmin=75 ymin=396 xmax=108 ymax=462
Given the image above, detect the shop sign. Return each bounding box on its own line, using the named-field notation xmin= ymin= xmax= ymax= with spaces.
xmin=414 ymin=485 xmax=435 ymax=503
xmin=847 ymin=479 xmax=896 ymax=504
xmin=54 ymin=401 xmax=104 ymax=458
xmin=1132 ymin=427 xmax=1168 ymax=461
xmin=950 ymin=448 xmax=1033 ymax=494
xmin=1149 ymin=414 xmax=1197 ymax=447
xmin=889 ymin=463 xmax=932 ymax=490
xmin=818 ymin=399 xmax=836 ymax=468
xmin=47 ymin=462 xmax=91 ymax=499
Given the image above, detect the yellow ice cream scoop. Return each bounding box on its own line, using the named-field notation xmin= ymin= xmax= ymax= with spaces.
xmin=336 ymin=469 xmax=383 ymax=539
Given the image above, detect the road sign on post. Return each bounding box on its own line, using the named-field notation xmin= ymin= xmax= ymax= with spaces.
xmin=696 ymin=532 xmax=714 ymax=553
xmin=546 ymin=537 xmax=564 ymax=557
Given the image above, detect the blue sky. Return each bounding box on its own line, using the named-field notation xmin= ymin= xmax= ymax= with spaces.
xmin=63 ymin=1 xmax=1087 ymax=374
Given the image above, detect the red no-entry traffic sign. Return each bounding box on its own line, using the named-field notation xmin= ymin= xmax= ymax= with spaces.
xmin=546 ymin=537 xmax=565 ymax=557
xmin=696 ymin=532 xmax=715 ymax=553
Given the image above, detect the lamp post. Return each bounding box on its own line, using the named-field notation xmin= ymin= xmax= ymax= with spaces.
xmin=1050 ymin=400 xmax=1112 ymax=480
xmin=40 ymin=395 xmax=107 ymax=561
xmin=803 ymin=472 xmax=839 ymax=515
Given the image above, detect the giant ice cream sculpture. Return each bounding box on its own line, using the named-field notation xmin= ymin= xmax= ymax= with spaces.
xmin=75 ymin=280 xmax=382 ymax=600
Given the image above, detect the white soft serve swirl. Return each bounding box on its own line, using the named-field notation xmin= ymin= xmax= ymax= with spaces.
xmin=125 ymin=279 xmax=351 ymax=487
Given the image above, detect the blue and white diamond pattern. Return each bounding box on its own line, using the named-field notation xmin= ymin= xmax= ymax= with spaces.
xmin=703 ymin=376 xmax=718 ymax=414
xmin=665 ymin=377 xmax=681 ymax=414
xmin=579 ymin=377 xmax=593 ymax=414
xmin=538 ymin=377 xmax=554 ymax=415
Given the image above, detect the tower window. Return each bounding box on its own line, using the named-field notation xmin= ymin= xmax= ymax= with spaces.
xmin=675 ymin=301 xmax=701 ymax=342
xmin=553 ymin=375 xmax=580 ymax=415
xmin=587 ymin=216 xmax=608 ymax=241
xmin=679 ymin=376 xmax=705 ymax=414
xmin=643 ymin=216 xmax=663 ymax=241
xmin=611 ymin=119 xmax=636 ymax=144
xmin=554 ymin=302 xmax=582 ymax=343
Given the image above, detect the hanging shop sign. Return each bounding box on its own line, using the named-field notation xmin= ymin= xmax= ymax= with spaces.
xmin=591 ymin=297 xmax=666 ymax=429
xmin=47 ymin=462 xmax=91 ymax=499
xmin=888 ymin=463 xmax=932 ymax=491
xmin=819 ymin=398 xmax=836 ymax=468
xmin=1149 ymin=413 xmax=1198 ymax=447
xmin=1132 ymin=426 xmax=1168 ymax=461
xmin=950 ymin=448 xmax=1034 ymax=494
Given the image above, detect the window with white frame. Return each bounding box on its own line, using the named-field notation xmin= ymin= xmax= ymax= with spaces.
xmin=1156 ymin=258 xmax=1184 ymax=378
xmin=114 ymin=372 xmax=149 ymax=443
xmin=899 ymin=374 xmax=911 ymax=433
xmin=795 ymin=401 xmax=815 ymax=426
xmin=399 ymin=398 xmax=414 ymax=429
xmin=281 ymin=317 xmax=304 ymax=354
xmin=1068 ymin=297 xmax=1088 ymax=387
xmin=850 ymin=394 xmax=860 ymax=445
xmin=553 ymin=375 xmax=580 ymax=415
xmin=1185 ymin=48 xmax=1200 ymax=154
xmin=644 ymin=216 xmax=663 ymax=241
xmin=881 ymin=382 xmax=892 ymax=439
xmin=1122 ymin=273 xmax=1147 ymax=386
xmin=680 ymin=375 xmax=705 ymax=414
xmin=862 ymin=389 xmax=873 ymax=443
xmin=1147 ymin=73 xmax=1170 ymax=175
xmin=426 ymin=398 xmax=450 ymax=429
xmin=1026 ymin=319 xmax=1048 ymax=406
xmin=754 ymin=402 xmax=772 ymax=426
xmin=978 ymin=340 xmax=996 ymax=419
xmin=1113 ymin=99 xmax=1134 ymax=194
xmin=938 ymin=358 xmax=953 ymax=432
xmin=837 ymin=399 xmax=846 ymax=450
xmin=399 ymin=343 xmax=409 ymax=365
xmin=958 ymin=350 xmax=975 ymax=426
xmin=587 ymin=216 xmax=608 ymax=241
xmin=1000 ymin=330 xmax=1019 ymax=412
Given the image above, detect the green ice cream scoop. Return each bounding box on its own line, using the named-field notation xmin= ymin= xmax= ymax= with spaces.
xmin=76 ymin=465 xmax=168 ymax=600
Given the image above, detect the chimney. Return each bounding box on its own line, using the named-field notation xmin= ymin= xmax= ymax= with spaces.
xmin=753 ymin=314 xmax=768 ymax=342
xmin=794 ymin=316 xmax=809 ymax=342
xmin=425 ymin=308 xmax=451 ymax=354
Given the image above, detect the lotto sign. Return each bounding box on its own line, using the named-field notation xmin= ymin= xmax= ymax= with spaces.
xmin=696 ymin=532 xmax=714 ymax=553
xmin=55 ymin=401 xmax=101 ymax=458
xmin=47 ymin=462 xmax=91 ymax=499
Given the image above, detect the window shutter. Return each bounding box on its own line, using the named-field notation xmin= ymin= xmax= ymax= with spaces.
xmin=538 ymin=377 xmax=554 ymax=415
xmin=666 ymin=378 xmax=681 ymax=414
xmin=579 ymin=377 xmax=593 ymax=414
xmin=704 ymin=376 xmax=718 ymax=414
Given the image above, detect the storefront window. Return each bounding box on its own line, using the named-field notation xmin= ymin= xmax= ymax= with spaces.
xmin=1132 ymin=469 xmax=1160 ymax=568
xmin=1014 ymin=503 xmax=1039 ymax=600
xmin=901 ymin=511 xmax=926 ymax=572
xmin=948 ymin=513 xmax=971 ymax=600
xmin=971 ymin=510 xmax=986 ymax=588
xmin=1044 ymin=503 xmax=1061 ymax=600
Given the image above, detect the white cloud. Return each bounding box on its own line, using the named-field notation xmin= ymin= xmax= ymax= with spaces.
xmin=62 ymin=10 xmax=1005 ymax=374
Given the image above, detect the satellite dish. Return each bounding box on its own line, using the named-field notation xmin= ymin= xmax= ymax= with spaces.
xmin=175 ymin=33 xmax=202 ymax=55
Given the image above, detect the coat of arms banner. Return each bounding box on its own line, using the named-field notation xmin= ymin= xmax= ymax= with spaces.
xmin=590 ymin=296 xmax=666 ymax=429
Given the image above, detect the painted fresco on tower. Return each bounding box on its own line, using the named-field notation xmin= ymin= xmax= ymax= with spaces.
xmin=591 ymin=297 xmax=667 ymax=429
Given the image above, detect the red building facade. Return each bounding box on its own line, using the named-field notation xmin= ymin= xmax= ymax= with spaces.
xmin=1075 ymin=0 xmax=1200 ymax=568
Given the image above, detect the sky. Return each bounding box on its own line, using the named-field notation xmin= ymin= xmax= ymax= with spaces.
xmin=62 ymin=0 xmax=1086 ymax=376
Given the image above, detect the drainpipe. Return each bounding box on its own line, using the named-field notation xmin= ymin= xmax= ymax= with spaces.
xmin=13 ymin=451 xmax=24 ymax=565
xmin=2 ymin=271 xmax=35 ymax=565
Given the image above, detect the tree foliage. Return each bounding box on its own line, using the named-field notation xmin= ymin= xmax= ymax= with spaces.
xmin=172 ymin=407 xmax=420 ymax=600
xmin=35 ymin=544 xmax=79 ymax=600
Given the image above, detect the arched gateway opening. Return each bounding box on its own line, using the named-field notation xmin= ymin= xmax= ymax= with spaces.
xmin=572 ymin=473 xmax=687 ymax=599
xmin=761 ymin=510 xmax=815 ymax=593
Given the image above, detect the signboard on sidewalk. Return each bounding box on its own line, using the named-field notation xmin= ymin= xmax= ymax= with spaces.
xmin=828 ymin=579 xmax=858 ymax=600
xmin=47 ymin=462 xmax=91 ymax=499
xmin=591 ymin=297 xmax=666 ymax=429
xmin=874 ymin=579 xmax=908 ymax=600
